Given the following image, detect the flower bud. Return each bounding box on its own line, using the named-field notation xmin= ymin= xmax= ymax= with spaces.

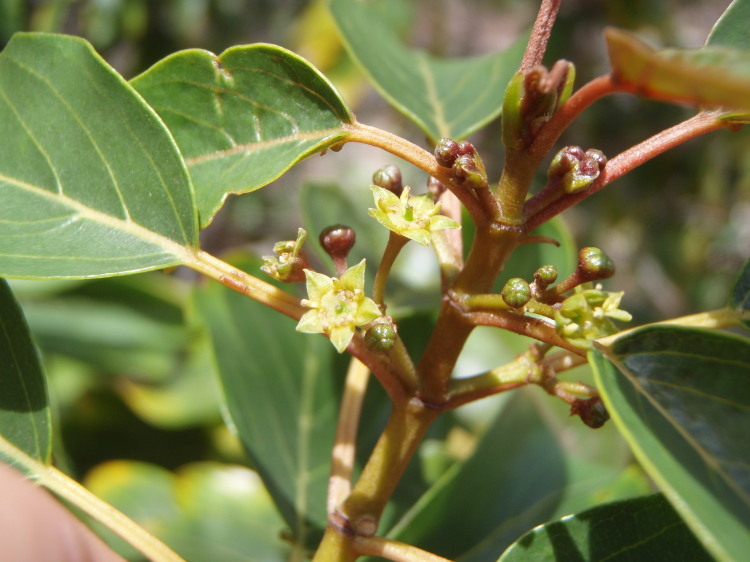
xmin=570 ymin=396 xmax=610 ymax=429
xmin=364 ymin=321 xmax=397 ymax=352
xmin=501 ymin=278 xmax=532 ymax=308
xmin=434 ymin=138 xmax=460 ymax=168
xmin=319 ymin=225 xmax=356 ymax=269
xmin=578 ymin=247 xmax=615 ymax=281
xmin=548 ymin=146 xmax=606 ymax=193
xmin=533 ymin=265 xmax=558 ymax=290
xmin=372 ymin=164 xmax=403 ymax=196
xmin=453 ymin=153 xmax=488 ymax=191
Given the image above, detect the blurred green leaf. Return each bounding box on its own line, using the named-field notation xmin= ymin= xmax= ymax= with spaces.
xmin=329 ymin=0 xmax=527 ymax=142
xmin=606 ymin=27 xmax=750 ymax=112
xmin=731 ymin=258 xmax=750 ymax=329
xmin=86 ymin=460 xmax=289 ymax=561
xmin=194 ymin=279 xmax=338 ymax=549
xmin=591 ymin=327 xmax=750 ymax=561
xmin=132 ymin=44 xmax=353 ymax=228
xmin=0 ymin=279 xmax=51 ymax=467
xmin=383 ymin=390 xmax=638 ymax=560
xmin=498 ymin=492 xmax=712 ymax=562
xmin=707 ymin=0 xmax=750 ymax=49
xmin=0 ymin=33 xmax=197 ymax=278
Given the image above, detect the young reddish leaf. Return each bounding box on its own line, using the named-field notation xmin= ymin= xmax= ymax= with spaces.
xmin=606 ymin=27 xmax=750 ymax=112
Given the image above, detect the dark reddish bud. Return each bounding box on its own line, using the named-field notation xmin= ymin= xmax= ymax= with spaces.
xmin=457 ymin=140 xmax=476 ymax=156
xmin=435 ymin=138 xmax=460 ymax=168
xmin=372 ymin=164 xmax=403 ymax=196
xmin=319 ymin=225 xmax=356 ymax=262
xmin=570 ymin=396 xmax=610 ymax=429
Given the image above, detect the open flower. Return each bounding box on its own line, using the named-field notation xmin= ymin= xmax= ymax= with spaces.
xmin=296 ymin=260 xmax=382 ymax=353
xmin=368 ymin=185 xmax=459 ymax=246
xmin=555 ymin=287 xmax=632 ymax=349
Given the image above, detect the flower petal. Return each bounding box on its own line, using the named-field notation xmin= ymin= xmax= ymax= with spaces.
xmin=330 ymin=326 xmax=355 ymax=353
xmin=296 ymin=310 xmax=324 ymax=334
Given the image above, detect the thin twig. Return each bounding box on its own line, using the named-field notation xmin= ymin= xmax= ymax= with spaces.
xmin=328 ymin=358 xmax=371 ymax=515
xmin=353 ymin=535 xmax=452 ymax=562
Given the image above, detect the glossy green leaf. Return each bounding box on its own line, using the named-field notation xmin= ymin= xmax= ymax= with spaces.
xmin=329 ymin=0 xmax=527 ymax=142
xmin=591 ymin=327 xmax=750 ymax=561
xmin=499 ymin=492 xmax=712 ymax=561
xmin=731 ymin=258 xmax=750 ymax=329
xmin=132 ymin=45 xmax=353 ymax=228
xmin=384 ymin=390 xmax=638 ymax=560
xmin=86 ymin=460 xmax=289 ymax=561
xmin=0 ymin=278 xmax=51 ymax=466
xmin=707 ymin=0 xmax=750 ymax=49
xmin=606 ymin=27 xmax=750 ymax=112
xmin=194 ymin=278 xmax=338 ymax=549
xmin=0 ymin=33 xmax=198 ymax=279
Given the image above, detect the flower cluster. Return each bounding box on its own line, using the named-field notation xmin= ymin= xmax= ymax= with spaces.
xmin=555 ymin=287 xmax=632 ymax=348
xmin=368 ymin=185 xmax=459 ymax=246
xmin=296 ymin=260 xmax=382 ymax=353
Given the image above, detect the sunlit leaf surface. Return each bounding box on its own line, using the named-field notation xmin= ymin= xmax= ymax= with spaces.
xmin=499 ymin=493 xmax=712 ymax=561
xmin=0 ymin=33 xmax=197 ymax=278
xmin=591 ymin=326 xmax=750 ymax=561
xmin=0 ymin=279 xmax=51 ymax=468
xmin=330 ymin=0 xmax=526 ymax=142
xmin=132 ymin=45 xmax=353 ymax=228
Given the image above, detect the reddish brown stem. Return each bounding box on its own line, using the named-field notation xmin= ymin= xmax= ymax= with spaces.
xmin=520 ymin=0 xmax=562 ymax=72
xmin=525 ymin=110 xmax=728 ymax=231
xmin=464 ymin=310 xmax=586 ymax=356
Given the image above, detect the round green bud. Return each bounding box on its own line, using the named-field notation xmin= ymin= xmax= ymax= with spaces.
xmin=578 ymin=247 xmax=615 ymax=280
xmin=501 ymin=278 xmax=532 ymax=308
xmin=364 ymin=322 xmax=396 ymax=352
xmin=534 ymin=265 xmax=558 ymax=285
xmin=372 ymin=164 xmax=403 ymax=196
xmin=434 ymin=138 xmax=460 ymax=168
xmin=319 ymin=225 xmax=356 ymax=260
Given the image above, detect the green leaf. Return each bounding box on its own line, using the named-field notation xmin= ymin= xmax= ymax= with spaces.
xmin=194 ymin=277 xmax=338 ymax=549
xmin=605 ymin=27 xmax=750 ymax=112
xmin=731 ymin=258 xmax=750 ymax=329
xmin=384 ymin=390 xmax=637 ymax=560
xmin=131 ymin=45 xmax=353 ymax=228
xmin=86 ymin=460 xmax=289 ymax=561
xmin=0 ymin=278 xmax=51 ymax=466
xmin=0 ymin=32 xmax=197 ymax=279
xmin=329 ymin=0 xmax=527 ymax=142
xmin=499 ymin=493 xmax=712 ymax=561
xmin=591 ymin=327 xmax=750 ymax=562
xmin=707 ymin=0 xmax=750 ymax=49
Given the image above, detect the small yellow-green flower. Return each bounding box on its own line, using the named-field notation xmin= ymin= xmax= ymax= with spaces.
xmin=296 ymin=260 xmax=382 ymax=353
xmin=555 ymin=287 xmax=632 ymax=349
xmin=368 ymin=185 xmax=459 ymax=246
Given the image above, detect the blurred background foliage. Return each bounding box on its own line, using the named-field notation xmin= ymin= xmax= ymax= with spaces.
xmin=2 ymin=0 xmax=748 ymax=559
